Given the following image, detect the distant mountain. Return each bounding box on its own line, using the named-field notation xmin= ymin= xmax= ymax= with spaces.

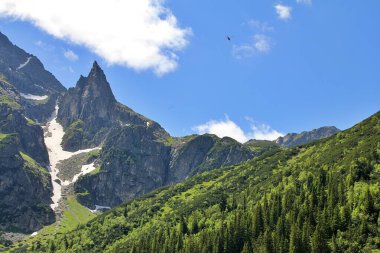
xmin=35 ymin=104 xmax=380 ymax=253
xmin=275 ymin=126 xmax=341 ymax=148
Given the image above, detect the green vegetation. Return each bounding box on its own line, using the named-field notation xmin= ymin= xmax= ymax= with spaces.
xmin=88 ymin=166 xmax=101 ymax=176
xmin=162 ymin=135 xmax=198 ymax=146
xmin=0 ymin=95 xmax=21 ymax=110
xmin=20 ymin=152 xmax=49 ymax=176
xmin=20 ymin=152 xmax=50 ymax=187
xmin=10 ymin=196 xmax=96 ymax=252
xmin=0 ymin=132 xmax=10 ymax=141
xmin=11 ymin=112 xmax=380 ymax=252
xmin=28 ymin=96 xmax=49 ymax=105
xmin=0 ymin=133 xmax=17 ymax=151
xmin=62 ymin=120 xmax=85 ymax=148
xmin=244 ymin=139 xmax=280 ymax=154
xmin=25 ymin=117 xmax=36 ymax=125
xmin=60 ymin=196 xmax=96 ymax=232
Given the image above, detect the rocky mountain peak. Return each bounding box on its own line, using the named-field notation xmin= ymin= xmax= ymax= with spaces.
xmin=76 ymin=61 xmax=115 ymax=102
xmin=89 ymin=61 xmax=103 ymax=77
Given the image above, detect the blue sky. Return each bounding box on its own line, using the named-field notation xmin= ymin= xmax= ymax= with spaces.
xmin=0 ymin=0 xmax=379 ymax=141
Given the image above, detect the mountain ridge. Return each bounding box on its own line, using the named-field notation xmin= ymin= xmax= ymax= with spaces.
xmin=275 ymin=126 xmax=341 ymax=148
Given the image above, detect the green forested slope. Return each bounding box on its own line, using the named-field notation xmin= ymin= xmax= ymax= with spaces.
xmin=20 ymin=111 xmax=380 ymax=252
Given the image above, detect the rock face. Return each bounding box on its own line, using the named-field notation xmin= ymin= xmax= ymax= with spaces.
xmin=0 ymin=103 xmax=49 ymax=165
xmin=0 ymin=32 xmax=65 ymax=96
xmin=0 ymin=134 xmax=54 ymax=233
xmin=69 ymin=63 xmax=257 ymax=208
xmin=275 ymin=126 xmax=341 ymax=148
xmin=168 ymin=135 xmax=253 ymax=183
xmin=58 ymin=61 xmax=167 ymax=151
xmin=0 ymin=32 xmax=67 ymax=233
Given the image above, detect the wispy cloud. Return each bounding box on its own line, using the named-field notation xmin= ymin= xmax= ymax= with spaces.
xmin=233 ymin=34 xmax=272 ymax=59
xmin=193 ymin=116 xmax=283 ymax=143
xmin=253 ymin=34 xmax=271 ymax=53
xmin=35 ymin=40 xmax=55 ymax=51
xmin=296 ymin=0 xmax=312 ymax=5
xmin=274 ymin=4 xmax=292 ymax=20
xmin=246 ymin=20 xmax=274 ymax=32
xmin=68 ymin=66 xmax=75 ymax=73
xmin=0 ymin=0 xmax=191 ymax=75
xmin=64 ymin=49 xmax=78 ymax=61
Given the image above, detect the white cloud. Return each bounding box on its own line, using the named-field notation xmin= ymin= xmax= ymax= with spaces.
xmin=0 ymin=0 xmax=191 ymax=75
xmin=246 ymin=20 xmax=274 ymax=32
xmin=274 ymin=4 xmax=292 ymax=20
xmin=296 ymin=0 xmax=312 ymax=5
xmin=233 ymin=34 xmax=271 ymax=59
xmin=253 ymin=34 xmax=271 ymax=53
xmin=64 ymin=49 xmax=78 ymax=61
xmin=233 ymin=44 xmax=256 ymax=59
xmin=193 ymin=116 xmax=283 ymax=143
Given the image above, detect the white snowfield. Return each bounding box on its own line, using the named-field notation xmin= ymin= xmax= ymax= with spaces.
xmin=89 ymin=205 xmax=111 ymax=213
xmin=17 ymin=56 xmax=31 ymax=70
xmin=20 ymin=93 xmax=48 ymax=101
xmin=61 ymin=162 xmax=98 ymax=186
xmin=44 ymin=105 xmax=100 ymax=211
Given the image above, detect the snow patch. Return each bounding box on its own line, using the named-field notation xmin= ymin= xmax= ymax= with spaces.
xmin=17 ymin=57 xmax=31 ymax=70
xmin=62 ymin=162 xmax=97 ymax=186
xmin=34 ymin=84 xmax=45 ymax=90
xmin=89 ymin=205 xmax=111 ymax=213
xmin=20 ymin=93 xmax=48 ymax=101
xmin=44 ymin=104 xmax=100 ymax=211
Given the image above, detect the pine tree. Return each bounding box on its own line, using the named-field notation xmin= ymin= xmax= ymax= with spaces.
xmin=310 ymin=224 xmax=328 ymax=253
xmin=289 ymin=224 xmax=302 ymax=253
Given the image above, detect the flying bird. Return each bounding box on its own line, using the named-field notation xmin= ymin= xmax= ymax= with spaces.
xmin=226 ymin=35 xmax=231 ymax=41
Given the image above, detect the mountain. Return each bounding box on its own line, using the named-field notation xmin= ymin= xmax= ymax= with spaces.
xmin=275 ymin=126 xmax=341 ymax=148
xmin=30 ymin=110 xmax=380 ymax=252
xmin=0 ymin=32 xmax=64 ymax=96
xmin=0 ymin=32 xmax=66 ymax=123
xmin=57 ymin=61 xmax=168 ymax=151
xmin=57 ymin=62 xmax=256 ymax=208
xmin=0 ymin=32 xmax=69 ymax=233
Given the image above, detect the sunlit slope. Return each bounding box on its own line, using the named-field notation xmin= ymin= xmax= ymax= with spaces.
xmin=19 ymin=111 xmax=380 ymax=252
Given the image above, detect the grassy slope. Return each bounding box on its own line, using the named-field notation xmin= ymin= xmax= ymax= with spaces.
xmin=10 ymin=111 xmax=380 ymax=252
xmin=9 ymin=196 xmax=95 ymax=252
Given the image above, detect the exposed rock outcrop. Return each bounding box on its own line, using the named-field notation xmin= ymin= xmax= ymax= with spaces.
xmin=0 ymin=134 xmax=54 ymax=233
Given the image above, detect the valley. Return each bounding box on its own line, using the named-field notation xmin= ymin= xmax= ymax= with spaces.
xmin=0 ymin=26 xmax=378 ymax=253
